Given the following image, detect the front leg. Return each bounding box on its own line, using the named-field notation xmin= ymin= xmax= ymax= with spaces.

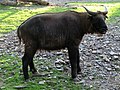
xmin=77 ymin=50 xmax=81 ymax=74
xmin=29 ymin=60 xmax=37 ymax=74
xmin=68 ymin=46 xmax=78 ymax=79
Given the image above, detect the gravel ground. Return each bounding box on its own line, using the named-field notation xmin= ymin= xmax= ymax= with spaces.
xmin=0 ymin=21 xmax=120 ymax=90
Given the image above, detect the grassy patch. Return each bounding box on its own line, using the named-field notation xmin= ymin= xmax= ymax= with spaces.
xmin=0 ymin=5 xmax=74 ymax=36
xmin=0 ymin=54 xmax=92 ymax=90
xmin=107 ymin=3 xmax=120 ymax=23
xmin=0 ymin=54 xmax=22 ymax=89
xmin=0 ymin=2 xmax=120 ymax=35
xmin=0 ymin=5 xmax=52 ymax=35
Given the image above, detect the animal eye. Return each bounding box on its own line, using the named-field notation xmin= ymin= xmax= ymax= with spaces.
xmin=105 ymin=16 xmax=108 ymax=18
xmin=103 ymin=16 xmax=108 ymax=20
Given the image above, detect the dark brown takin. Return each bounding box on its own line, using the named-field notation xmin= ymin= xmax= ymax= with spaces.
xmin=17 ymin=6 xmax=108 ymax=81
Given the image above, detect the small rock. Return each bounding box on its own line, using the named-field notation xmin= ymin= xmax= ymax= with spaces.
xmin=92 ymin=50 xmax=97 ymax=54
xmin=90 ymin=85 xmax=93 ymax=88
xmin=114 ymin=65 xmax=120 ymax=69
xmin=43 ymin=54 xmax=47 ymax=57
xmin=115 ymin=26 xmax=119 ymax=29
xmin=55 ymin=59 xmax=65 ymax=64
xmin=105 ymin=41 xmax=110 ymax=44
xmin=79 ymin=80 xmax=85 ymax=84
xmin=106 ymin=67 xmax=112 ymax=71
xmin=65 ymin=60 xmax=69 ymax=64
xmin=0 ymin=38 xmax=5 ymax=41
xmin=14 ymin=85 xmax=27 ymax=89
xmin=56 ymin=52 xmax=62 ymax=55
xmin=89 ymin=76 xmax=94 ymax=80
xmin=38 ymin=80 xmax=46 ymax=85
xmin=102 ymin=55 xmax=110 ymax=62
xmin=110 ymin=51 xmax=117 ymax=56
xmin=56 ymin=68 xmax=63 ymax=71
xmin=113 ymin=56 xmax=119 ymax=60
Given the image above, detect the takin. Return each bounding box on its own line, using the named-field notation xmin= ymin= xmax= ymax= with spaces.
xmin=17 ymin=6 xmax=108 ymax=81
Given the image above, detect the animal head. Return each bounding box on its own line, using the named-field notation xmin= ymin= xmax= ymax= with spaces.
xmin=83 ymin=6 xmax=108 ymax=34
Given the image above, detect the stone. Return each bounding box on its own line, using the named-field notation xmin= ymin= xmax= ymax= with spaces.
xmin=55 ymin=59 xmax=65 ymax=64
xmin=14 ymin=85 xmax=27 ymax=89
xmin=56 ymin=52 xmax=63 ymax=55
xmin=38 ymin=80 xmax=46 ymax=85
xmin=110 ymin=51 xmax=117 ymax=56
xmin=113 ymin=56 xmax=119 ymax=60
xmin=92 ymin=50 xmax=97 ymax=54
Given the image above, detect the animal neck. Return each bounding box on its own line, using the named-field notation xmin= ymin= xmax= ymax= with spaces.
xmin=87 ymin=23 xmax=93 ymax=34
xmin=84 ymin=15 xmax=94 ymax=34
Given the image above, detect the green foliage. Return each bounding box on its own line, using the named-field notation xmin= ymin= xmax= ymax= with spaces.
xmin=107 ymin=3 xmax=120 ymax=23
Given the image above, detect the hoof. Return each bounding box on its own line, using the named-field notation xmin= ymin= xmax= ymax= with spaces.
xmin=77 ymin=69 xmax=82 ymax=74
xmin=72 ymin=77 xmax=81 ymax=83
xmin=32 ymin=72 xmax=40 ymax=77
xmin=24 ymin=77 xmax=29 ymax=82
xmin=73 ymin=77 xmax=79 ymax=82
xmin=25 ymin=79 xmax=30 ymax=82
xmin=77 ymin=71 xmax=82 ymax=74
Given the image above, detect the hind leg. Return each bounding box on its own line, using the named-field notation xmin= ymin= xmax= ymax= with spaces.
xmin=29 ymin=60 xmax=37 ymax=74
xmin=22 ymin=42 xmax=37 ymax=80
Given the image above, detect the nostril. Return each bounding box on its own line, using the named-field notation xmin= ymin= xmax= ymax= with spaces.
xmin=101 ymin=28 xmax=107 ymax=34
xmin=103 ymin=28 xmax=108 ymax=31
xmin=104 ymin=26 xmax=108 ymax=30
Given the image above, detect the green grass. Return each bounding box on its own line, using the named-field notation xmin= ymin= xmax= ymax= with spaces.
xmin=0 ymin=5 xmax=52 ymax=36
xmin=0 ymin=2 xmax=120 ymax=90
xmin=0 ymin=2 xmax=120 ymax=35
xmin=0 ymin=5 xmax=73 ymax=36
xmin=69 ymin=2 xmax=120 ymax=23
xmin=0 ymin=54 xmax=92 ymax=90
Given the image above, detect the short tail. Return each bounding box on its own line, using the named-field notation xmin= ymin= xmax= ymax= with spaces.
xmin=17 ymin=27 xmax=21 ymax=45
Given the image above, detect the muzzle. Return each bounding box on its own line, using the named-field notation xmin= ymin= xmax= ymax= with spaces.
xmin=100 ymin=28 xmax=108 ymax=34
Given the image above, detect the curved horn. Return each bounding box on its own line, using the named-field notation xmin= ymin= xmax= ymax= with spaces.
xmin=101 ymin=5 xmax=108 ymax=14
xmin=104 ymin=5 xmax=108 ymax=14
xmin=82 ymin=5 xmax=97 ymax=16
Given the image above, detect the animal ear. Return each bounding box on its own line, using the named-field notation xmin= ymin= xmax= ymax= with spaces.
xmin=103 ymin=12 xmax=107 ymax=15
xmin=101 ymin=12 xmax=108 ymax=19
xmin=97 ymin=11 xmax=108 ymax=19
xmin=103 ymin=13 xmax=108 ymax=19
